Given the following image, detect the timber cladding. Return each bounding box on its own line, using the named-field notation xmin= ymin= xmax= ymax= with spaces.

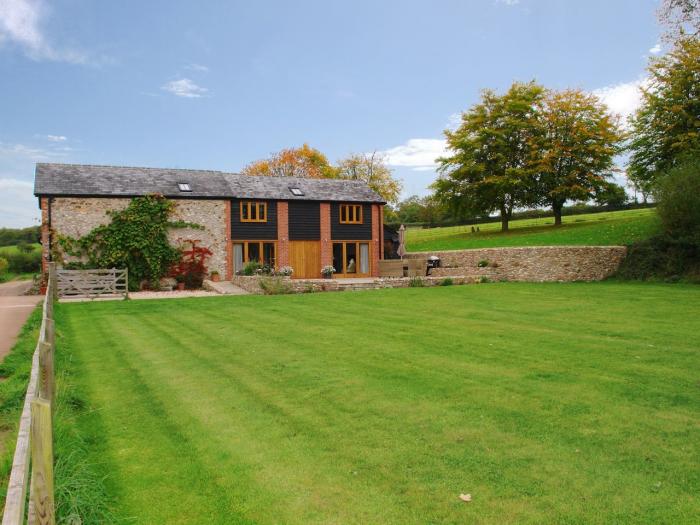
xmin=288 ymin=201 xmax=321 ymax=240
xmin=330 ymin=203 xmax=372 ymax=240
xmin=230 ymin=199 xmax=278 ymax=240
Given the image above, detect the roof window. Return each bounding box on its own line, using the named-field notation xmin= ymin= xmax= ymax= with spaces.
xmin=289 ymin=187 xmax=304 ymax=196
xmin=178 ymin=182 xmax=192 ymax=192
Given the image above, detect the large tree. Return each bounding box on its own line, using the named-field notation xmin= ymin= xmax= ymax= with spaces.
xmin=336 ymin=152 xmax=402 ymax=204
xmin=627 ymin=37 xmax=700 ymax=192
xmin=434 ymin=81 xmax=544 ymax=232
xmin=242 ymin=144 xmax=338 ymax=179
xmin=658 ymin=0 xmax=700 ymax=39
xmin=536 ymin=89 xmax=624 ymax=225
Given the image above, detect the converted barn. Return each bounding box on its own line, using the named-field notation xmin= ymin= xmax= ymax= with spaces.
xmin=34 ymin=163 xmax=386 ymax=279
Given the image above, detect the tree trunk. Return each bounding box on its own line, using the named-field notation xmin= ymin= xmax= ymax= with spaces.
xmin=500 ymin=207 xmax=509 ymax=232
xmin=553 ymin=202 xmax=563 ymax=227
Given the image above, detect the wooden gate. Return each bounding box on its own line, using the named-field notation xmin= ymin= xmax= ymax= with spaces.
xmin=57 ymin=268 xmax=128 ymax=299
xmin=289 ymin=241 xmax=321 ymax=279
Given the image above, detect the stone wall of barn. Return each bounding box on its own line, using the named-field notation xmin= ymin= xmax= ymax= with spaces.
xmin=47 ymin=197 xmax=228 ymax=277
xmin=406 ymin=246 xmax=627 ymax=282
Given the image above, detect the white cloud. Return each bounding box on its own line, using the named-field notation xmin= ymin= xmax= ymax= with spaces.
xmin=496 ymin=0 xmax=520 ymax=5
xmin=0 ymin=142 xmax=66 ymax=161
xmin=593 ymin=77 xmax=649 ymax=126
xmin=46 ymin=134 xmax=66 ymax=142
xmin=161 ymin=78 xmax=209 ymax=98
xmin=649 ymin=42 xmax=662 ymax=54
xmin=0 ymin=178 xmax=39 ymax=227
xmin=379 ymin=138 xmax=449 ymax=171
xmin=0 ymin=0 xmax=90 ymax=64
xmin=185 ymin=63 xmax=209 ymax=72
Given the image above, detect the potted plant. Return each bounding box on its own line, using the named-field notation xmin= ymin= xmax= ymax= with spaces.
xmin=276 ymin=266 xmax=293 ymax=277
xmin=175 ymin=274 xmax=186 ymax=291
xmin=210 ymin=270 xmax=220 ymax=282
xmin=321 ymin=265 xmax=336 ymax=279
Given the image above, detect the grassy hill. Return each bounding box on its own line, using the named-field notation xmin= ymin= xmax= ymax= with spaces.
xmin=407 ymin=208 xmax=659 ymax=252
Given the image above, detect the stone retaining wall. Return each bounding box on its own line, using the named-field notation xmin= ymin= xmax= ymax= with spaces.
xmin=232 ymin=275 xmax=478 ymax=294
xmin=406 ymin=246 xmax=626 ymax=282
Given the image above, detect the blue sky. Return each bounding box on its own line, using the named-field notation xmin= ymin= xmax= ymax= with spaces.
xmin=1 ymin=0 xmax=662 ymax=227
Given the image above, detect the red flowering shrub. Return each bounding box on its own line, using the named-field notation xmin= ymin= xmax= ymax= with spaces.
xmin=170 ymin=239 xmax=213 ymax=289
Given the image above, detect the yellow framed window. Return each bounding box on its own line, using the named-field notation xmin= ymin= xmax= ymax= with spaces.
xmin=240 ymin=201 xmax=267 ymax=223
xmin=340 ymin=204 xmax=363 ymax=224
xmin=232 ymin=241 xmax=277 ymax=273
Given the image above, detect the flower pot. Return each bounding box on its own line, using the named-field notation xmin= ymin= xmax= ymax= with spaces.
xmin=323 ymin=274 xmax=333 ymax=279
xmin=177 ymin=282 xmax=185 ymax=291
xmin=211 ymin=274 xmax=220 ymax=282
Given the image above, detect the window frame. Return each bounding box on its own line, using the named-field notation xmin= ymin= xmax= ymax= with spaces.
xmin=339 ymin=204 xmax=363 ymax=225
xmin=331 ymin=240 xmax=371 ymax=277
xmin=240 ymin=201 xmax=268 ymax=223
xmin=232 ymin=240 xmax=277 ymax=272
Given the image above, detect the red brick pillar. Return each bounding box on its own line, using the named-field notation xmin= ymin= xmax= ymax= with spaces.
xmin=379 ymin=204 xmax=384 ymax=260
xmin=371 ymin=204 xmax=381 ymax=277
xmin=225 ymin=201 xmax=233 ymax=280
xmin=277 ymin=201 xmax=290 ymax=268
xmin=40 ymin=197 xmax=50 ymax=276
xmin=320 ymin=202 xmax=332 ymax=268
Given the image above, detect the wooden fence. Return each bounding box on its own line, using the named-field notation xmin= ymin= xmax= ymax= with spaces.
xmin=2 ymin=263 xmax=58 ymax=525
xmin=57 ymin=268 xmax=128 ymax=299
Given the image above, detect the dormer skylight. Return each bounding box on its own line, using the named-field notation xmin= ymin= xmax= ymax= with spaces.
xmin=178 ymin=182 xmax=192 ymax=192
xmin=289 ymin=187 xmax=304 ymax=196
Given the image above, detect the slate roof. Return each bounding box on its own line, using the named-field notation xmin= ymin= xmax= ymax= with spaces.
xmin=34 ymin=163 xmax=385 ymax=203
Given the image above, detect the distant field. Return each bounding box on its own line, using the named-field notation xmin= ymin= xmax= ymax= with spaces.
xmin=407 ymin=208 xmax=659 ymax=252
xmin=0 ymin=244 xmax=41 ymax=283
xmin=0 ymin=243 xmax=41 ymax=257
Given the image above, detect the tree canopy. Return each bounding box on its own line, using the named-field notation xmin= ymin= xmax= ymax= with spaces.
xmin=536 ymin=89 xmax=624 ymax=225
xmin=434 ymin=81 xmax=545 ymax=231
xmin=242 ymin=145 xmax=403 ymax=204
xmin=241 ymin=144 xmax=337 ymax=179
xmin=627 ymin=37 xmax=700 ymax=193
xmin=336 ymin=152 xmax=402 ymax=204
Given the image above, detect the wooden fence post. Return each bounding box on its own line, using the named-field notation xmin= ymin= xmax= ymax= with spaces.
xmin=29 ymin=399 xmax=55 ymax=525
xmin=38 ymin=343 xmax=54 ymax=405
xmin=48 ymin=263 xmax=57 ymax=302
xmin=44 ymin=318 xmax=55 ymax=348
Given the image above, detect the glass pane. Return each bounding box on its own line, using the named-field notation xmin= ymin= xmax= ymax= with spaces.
xmin=250 ymin=203 xmax=257 ymax=221
xmin=241 ymin=203 xmax=248 ymax=220
xmin=233 ymin=243 xmax=244 ymax=273
xmin=248 ymin=242 xmax=261 ymax=263
xmin=341 ymin=206 xmax=347 ymax=223
xmin=263 ymin=243 xmax=275 ymax=266
xmin=360 ymin=243 xmax=369 ymax=274
xmin=333 ymin=243 xmax=343 ymax=274
xmin=345 ymin=242 xmax=357 ymax=274
xmin=258 ymin=203 xmax=266 ymax=221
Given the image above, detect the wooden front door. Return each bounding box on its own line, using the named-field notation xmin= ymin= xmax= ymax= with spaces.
xmin=289 ymin=241 xmax=321 ymax=279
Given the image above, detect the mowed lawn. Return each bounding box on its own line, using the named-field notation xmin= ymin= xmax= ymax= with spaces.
xmin=55 ymin=283 xmax=699 ymax=524
xmin=407 ymin=208 xmax=659 ymax=252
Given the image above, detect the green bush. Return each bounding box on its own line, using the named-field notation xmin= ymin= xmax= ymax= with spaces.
xmin=242 ymin=261 xmax=262 ymax=276
xmin=477 ymin=259 xmax=489 ymax=268
xmin=617 ymin=154 xmax=700 ymax=282
xmin=0 ymin=257 xmax=7 ymax=274
xmin=655 ymin=154 xmax=700 ymax=245
xmin=408 ymin=276 xmax=425 ymax=287
xmin=616 ymin=236 xmax=699 ymax=282
xmin=439 ymin=277 xmax=453 ymax=286
xmin=6 ymin=250 xmax=41 ymax=273
xmin=16 ymin=241 xmax=35 ymax=253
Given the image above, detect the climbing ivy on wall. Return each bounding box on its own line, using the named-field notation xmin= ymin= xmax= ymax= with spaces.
xmin=58 ymin=195 xmax=202 ymax=289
